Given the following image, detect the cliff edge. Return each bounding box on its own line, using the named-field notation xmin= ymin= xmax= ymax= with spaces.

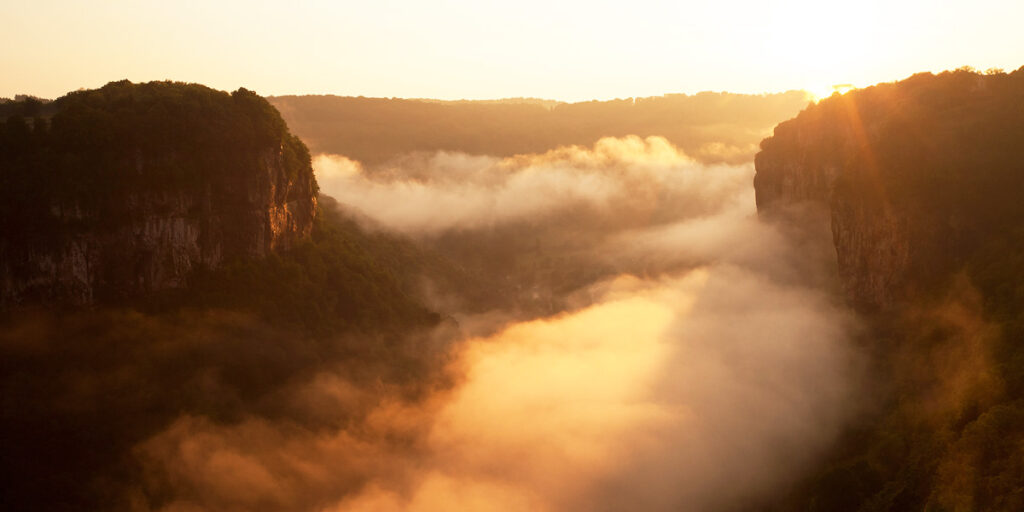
xmin=0 ymin=81 xmax=318 ymax=306
xmin=755 ymin=67 xmax=1024 ymax=310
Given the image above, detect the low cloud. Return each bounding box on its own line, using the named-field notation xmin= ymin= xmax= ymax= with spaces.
xmin=297 ymin=137 xmax=862 ymax=510
xmin=312 ymin=136 xmax=751 ymax=236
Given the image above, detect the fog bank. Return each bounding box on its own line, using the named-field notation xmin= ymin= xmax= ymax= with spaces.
xmin=294 ymin=137 xmax=862 ymax=510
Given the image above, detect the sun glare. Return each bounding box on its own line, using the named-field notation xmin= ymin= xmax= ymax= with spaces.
xmin=808 ymin=83 xmax=856 ymax=102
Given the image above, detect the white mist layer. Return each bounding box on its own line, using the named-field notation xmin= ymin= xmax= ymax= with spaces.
xmin=312 ymin=136 xmax=752 ymax=236
xmin=315 ymin=137 xmax=858 ymax=511
xmin=131 ymin=137 xmax=860 ymax=512
xmin=329 ymin=268 xmax=856 ymax=512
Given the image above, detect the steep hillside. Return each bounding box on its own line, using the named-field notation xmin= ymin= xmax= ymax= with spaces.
xmin=756 ymin=67 xmax=1024 ymax=311
xmin=756 ymin=68 xmax=1024 ymax=511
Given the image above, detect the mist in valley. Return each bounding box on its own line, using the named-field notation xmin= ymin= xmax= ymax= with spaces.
xmin=257 ymin=137 xmax=865 ymax=511
xmin=4 ymin=71 xmax=1016 ymax=512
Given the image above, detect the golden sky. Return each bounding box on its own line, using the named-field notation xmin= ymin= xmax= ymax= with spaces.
xmin=3 ymin=0 xmax=1022 ymax=100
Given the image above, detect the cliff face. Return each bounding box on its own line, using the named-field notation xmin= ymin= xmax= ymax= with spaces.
xmin=754 ymin=68 xmax=1024 ymax=310
xmin=754 ymin=117 xmax=911 ymax=309
xmin=755 ymin=69 xmax=1024 ymax=511
xmin=0 ymin=81 xmax=318 ymax=306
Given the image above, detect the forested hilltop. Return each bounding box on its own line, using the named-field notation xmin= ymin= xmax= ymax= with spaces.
xmin=0 ymin=80 xmax=320 ymax=305
xmin=756 ymin=67 xmax=1024 ymax=511
xmin=268 ymin=90 xmax=809 ymax=165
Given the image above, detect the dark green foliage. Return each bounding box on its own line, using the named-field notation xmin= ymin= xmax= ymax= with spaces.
xmin=0 ymin=95 xmax=54 ymax=119
xmin=171 ymin=198 xmax=442 ymax=338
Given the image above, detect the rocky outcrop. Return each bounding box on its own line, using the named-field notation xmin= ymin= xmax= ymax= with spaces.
xmin=754 ymin=68 xmax=1024 ymax=310
xmin=1 ymin=146 xmax=316 ymax=306
xmin=754 ymin=115 xmax=912 ymax=310
xmin=0 ymin=81 xmax=318 ymax=307
xmin=828 ymin=196 xmax=910 ymax=311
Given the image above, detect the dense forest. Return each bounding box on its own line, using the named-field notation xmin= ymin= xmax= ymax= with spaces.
xmin=268 ymin=90 xmax=810 ymax=165
xmin=758 ymin=67 xmax=1024 ymax=511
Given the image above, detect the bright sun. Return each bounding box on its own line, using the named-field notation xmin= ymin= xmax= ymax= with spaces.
xmin=807 ymin=83 xmax=856 ymax=102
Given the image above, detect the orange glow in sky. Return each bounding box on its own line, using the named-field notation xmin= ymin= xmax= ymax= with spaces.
xmin=2 ymin=0 xmax=1022 ymax=100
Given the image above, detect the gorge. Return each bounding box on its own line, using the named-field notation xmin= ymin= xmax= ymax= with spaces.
xmin=2 ymin=68 xmax=1024 ymax=511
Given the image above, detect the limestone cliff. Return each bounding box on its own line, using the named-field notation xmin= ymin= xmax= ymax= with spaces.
xmin=0 ymin=81 xmax=318 ymax=306
xmin=754 ymin=111 xmax=914 ymax=310
xmin=755 ymin=68 xmax=1024 ymax=310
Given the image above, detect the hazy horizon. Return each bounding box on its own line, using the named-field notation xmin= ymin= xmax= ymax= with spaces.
xmin=2 ymin=65 xmax=1016 ymax=106
xmin=3 ymin=0 xmax=1022 ymax=102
